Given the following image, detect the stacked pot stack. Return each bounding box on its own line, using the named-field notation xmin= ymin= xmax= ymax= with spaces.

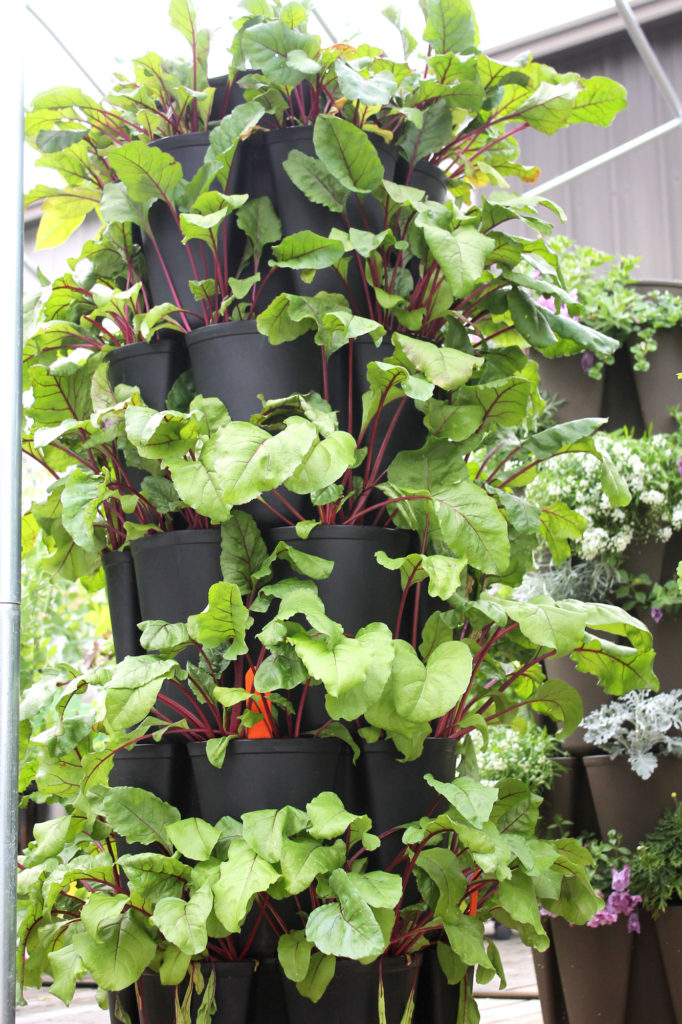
xmin=98 ymin=79 xmax=462 ymax=1024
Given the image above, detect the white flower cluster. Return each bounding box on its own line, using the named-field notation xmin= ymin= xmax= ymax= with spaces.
xmin=526 ymin=431 xmax=682 ymax=562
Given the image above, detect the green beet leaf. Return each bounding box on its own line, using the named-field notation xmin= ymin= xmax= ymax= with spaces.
xmin=102 ymin=786 xmax=180 ymax=850
xmin=313 ymin=115 xmax=385 ymax=193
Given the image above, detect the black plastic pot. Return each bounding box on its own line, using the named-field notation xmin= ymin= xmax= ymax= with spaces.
xmin=107 ymin=334 xmax=190 ymax=411
xmin=260 ymin=126 xmax=397 ymax=311
xmin=360 ymin=738 xmax=459 ymax=875
xmin=188 ymin=738 xmax=348 ymax=824
xmin=142 ymin=134 xmax=244 ymax=324
xmin=137 ymin=961 xmax=255 ymax=1024
xmin=102 ymin=549 xmax=144 ymax=662
xmin=108 ymin=987 xmax=139 ymax=1024
xmin=345 ymin=336 xmax=427 ymax=510
xmin=249 ymin=958 xmax=286 ymax=1024
xmin=267 ymin=525 xmax=414 ymax=636
xmin=131 ymin=527 xmax=222 ymax=634
xmin=209 ymin=72 xmax=246 ymax=121
xmin=412 ymin=946 xmax=460 ymax=1024
xmin=186 ymin=320 xmax=325 ymax=419
xmin=109 ymin=744 xmax=195 ymax=860
xmin=395 ymin=158 xmax=449 ymax=203
xmin=282 ymin=955 xmax=419 ymax=1024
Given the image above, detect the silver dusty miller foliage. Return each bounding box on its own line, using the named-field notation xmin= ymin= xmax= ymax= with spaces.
xmin=583 ymin=689 xmax=682 ymax=779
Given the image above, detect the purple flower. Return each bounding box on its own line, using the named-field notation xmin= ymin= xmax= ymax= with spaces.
xmin=587 ymin=908 xmax=619 ymax=927
xmin=581 ymin=352 xmax=596 ymax=373
xmin=612 ymin=865 xmax=630 ymax=892
xmin=627 ymin=911 xmax=641 ymax=934
xmin=677 ymin=455 xmax=682 ymax=478
xmin=651 ymin=607 xmax=664 ymax=624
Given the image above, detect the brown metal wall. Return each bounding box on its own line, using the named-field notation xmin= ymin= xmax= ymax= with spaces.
xmin=511 ymin=13 xmax=682 ymax=277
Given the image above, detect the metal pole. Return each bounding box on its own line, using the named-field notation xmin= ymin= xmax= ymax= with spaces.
xmin=614 ymin=0 xmax=682 ymax=117
xmin=525 ymin=115 xmax=682 ymax=196
xmin=0 ymin=1 xmax=25 ymax=1020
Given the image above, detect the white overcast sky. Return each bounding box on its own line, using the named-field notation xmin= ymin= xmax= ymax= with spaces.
xmin=25 ymin=0 xmax=615 ymax=99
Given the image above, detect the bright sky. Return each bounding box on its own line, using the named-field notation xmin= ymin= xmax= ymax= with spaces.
xmin=25 ymin=0 xmax=614 ymax=100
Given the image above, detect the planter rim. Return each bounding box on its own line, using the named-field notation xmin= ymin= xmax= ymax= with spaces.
xmin=142 ymin=959 xmax=256 ymax=977
xmin=259 ymin=123 xmax=395 ymax=156
xmin=186 ymin=321 xmax=262 ymax=345
xmin=267 ymin=524 xmax=411 ymax=542
xmin=360 ymin=737 xmax=458 ymax=755
xmin=114 ymin=743 xmax=176 ymax=760
xmin=130 ymin=527 xmax=221 ymax=554
xmin=411 ymin=158 xmax=449 ymax=184
xmin=101 ymin=547 xmax=133 ymax=568
xmin=629 ymin=279 xmax=682 ymax=293
xmin=149 ymin=131 xmax=210 ymax=151
xmin=188 ymin=737 xmax=346 ymax=757
xmin=106 ymin=336 xmax=181 ymax=365
xmin=584 ymin=752 xmax=682 ymax=769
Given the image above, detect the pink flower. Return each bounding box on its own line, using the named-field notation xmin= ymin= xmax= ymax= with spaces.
xmin=651 ymin=607 xmax=664 ymax=624
xmin=627 ymin=911 xmax=641 ymax=934
xmin=612 ymin=866 xmax=630 ymax=892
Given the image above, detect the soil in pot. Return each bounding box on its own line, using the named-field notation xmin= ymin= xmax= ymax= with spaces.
xmin=550 ymin=917 xmax=633 ymax=1024
xmin=102 ymin=549 xmax=144 ymax=662
xmin=360 ymin=738 xmax=458 ymax=876
xmin=188 ymin=737 xmax=349 ymax=825
xmin=136 ymin=961 xmax=255 ymax=1024
xmin=584 ymin=754 xmax=682 ymax=847
xmin=282 ymin=954 xmax=419 ymax=1024
xmin=106 ymin=334 xmax=190 ymax=411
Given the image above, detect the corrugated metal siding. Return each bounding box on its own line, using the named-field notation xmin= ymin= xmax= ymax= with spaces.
xmin=512 ymin=14 xmax=682 ymax=277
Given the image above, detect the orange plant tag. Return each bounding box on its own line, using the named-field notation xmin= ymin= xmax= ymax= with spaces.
xmin=245 ymin=668 xmax=273 ymax=738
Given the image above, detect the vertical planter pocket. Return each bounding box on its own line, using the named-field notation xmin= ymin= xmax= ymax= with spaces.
xmin=186 ymin=321 xmax=327 ymax=526
xmin=551 ymin=917 xmax=633 ymax=1024
xmin=653 ymin=906 xmax=682 ymax=1023
xmin=106 ymin=335 xmax=190 ymax=411
xmin=282 ymin=955 xmax=419 ymax=1024
xmin=627 ymin=281 xmax=682 ymax=434
xmin=187 ymin=737 xmax=348 ymax=824
xmin=583 ymin=754 xmax=682 ymax=847
xmin=102 ymin=549 xmax=144 ymax=662
xmin=360 ymin=738 xmax=458 ymax=876
xmin=137 ymin=961 xmax=255 ymax=1024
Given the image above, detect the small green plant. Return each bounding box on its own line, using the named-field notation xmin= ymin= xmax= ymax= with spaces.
xmin=631 ymin=799 xmax=682 ymax=916
xmin=546 ymin=236 xmax=682 ymax=374
xmin=474 ymin=720 xmax=565 ymax=796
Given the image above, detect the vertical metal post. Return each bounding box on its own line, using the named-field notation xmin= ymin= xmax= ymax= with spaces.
xmin=0 ymin=1 xmax=25 ymax=1019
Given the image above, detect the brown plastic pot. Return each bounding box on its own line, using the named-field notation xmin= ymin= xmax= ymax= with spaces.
xmin=551 ymin=917 xmax=633 ymax=1024
xmin=534 ymin=351 xmax=606 ymax=422
xmin=627 ymin=280 xmax=682 ymax=434
xmin=583 ymin=753 xmax=682 ymax=847
xmin=653 ymin=905 xmax=682 ymax=1022
xmin=531 ymin=943 xmax=569 ymax=1024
